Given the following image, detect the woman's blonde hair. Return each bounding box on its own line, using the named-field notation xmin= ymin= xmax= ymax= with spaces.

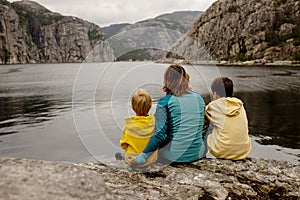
xmin=131 ymin=88 xmax=152 ymax=116
xmin=164 ymin=64 xmax=190 ymax=96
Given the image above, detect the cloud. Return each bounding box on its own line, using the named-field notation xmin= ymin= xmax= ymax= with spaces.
xmin=8 ymin=0 xmax=217 ymax=26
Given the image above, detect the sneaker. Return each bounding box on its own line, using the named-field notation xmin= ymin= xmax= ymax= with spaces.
xmin=115 ymin=152 xmax=124 ymax=161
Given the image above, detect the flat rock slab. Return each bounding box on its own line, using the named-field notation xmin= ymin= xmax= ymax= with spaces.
xmin=0 ymin=158 xmax=114 ymax=200
xmin=0 ymin=157 xmax=299 ymax=199
xmin=80 ymin=158 xmax=300 ymax=199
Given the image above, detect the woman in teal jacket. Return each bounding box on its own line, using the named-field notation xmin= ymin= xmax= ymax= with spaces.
xmin=127 ymin=64 xmax=207 ymax=165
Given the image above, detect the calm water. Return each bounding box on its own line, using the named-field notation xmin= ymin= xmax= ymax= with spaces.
xmin=0 ymin=62 xmax=299 ymax=163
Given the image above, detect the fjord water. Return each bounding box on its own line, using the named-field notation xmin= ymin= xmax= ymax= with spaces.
xmin=0 ymin=62 xmax=299 ymax=163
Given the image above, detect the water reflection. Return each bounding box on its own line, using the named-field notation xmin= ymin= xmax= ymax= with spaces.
xmin=0 ymin=95 xmax=69 ymax=135
xmin=238 ymin=91 xmax=300 ymax=149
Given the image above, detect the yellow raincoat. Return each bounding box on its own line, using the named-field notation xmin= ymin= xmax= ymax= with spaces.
xmin=120 ymin=115 xmax=158 ymax=167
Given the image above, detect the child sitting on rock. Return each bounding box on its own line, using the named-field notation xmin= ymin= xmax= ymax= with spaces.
xmin=205 ymin=77 xmax=251 ymax=160
xmin=115 ymin=88 xmax=158 ymax=167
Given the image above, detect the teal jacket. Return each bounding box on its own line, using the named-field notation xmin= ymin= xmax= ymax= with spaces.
xmin=136 ymin=91 xmax=206 ymax=164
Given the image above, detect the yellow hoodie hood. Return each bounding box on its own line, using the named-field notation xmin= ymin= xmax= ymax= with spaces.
xmin=225 ymin=97 xmax=243 ymax=116
xmin=206 ymin=97 xmax=243 ymax=116
xmin=124 ymin=115 xmax=155 ymax=138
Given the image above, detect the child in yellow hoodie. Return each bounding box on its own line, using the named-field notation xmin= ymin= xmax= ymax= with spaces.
xmin=205 ymin=77 xmax=251 ymax=160
xmin=116 ymin=88 xmax=158 ymax=167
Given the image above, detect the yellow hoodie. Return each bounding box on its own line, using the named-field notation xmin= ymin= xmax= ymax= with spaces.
xmin=120 ymin=114 xmax=158 ymax=167
xmin=205 ymin=97 xmax=251 ymax=160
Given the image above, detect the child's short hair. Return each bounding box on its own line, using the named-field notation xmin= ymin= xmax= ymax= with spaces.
xmin=131 ymin=88 xmax=152 ymax=116
xmin=211 ymin=77 xmax=233 ymax=97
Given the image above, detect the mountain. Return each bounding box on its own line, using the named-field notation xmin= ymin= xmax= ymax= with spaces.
xmin=118 ymin=11 xmax=202 ymax=35
xmin=171 ymin=0 xmax=300 ymax=62
xmin=0 ymin=0 xmax=114 ymax=64
xmin=101 ymin=23 xmax=131 ymax=38
xmin=106 ymin=11 xmax=203 ymax=60
xmin=154 ymin=11 xmax=203 ymax=33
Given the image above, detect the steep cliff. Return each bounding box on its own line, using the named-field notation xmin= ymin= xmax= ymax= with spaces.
xmin=106 ymin=11 xmax=202 ymax=60
xmin=171 ymin=0 xmax=300 ymax=62
xmin=0 ymin=0 xmax=114 ymax=64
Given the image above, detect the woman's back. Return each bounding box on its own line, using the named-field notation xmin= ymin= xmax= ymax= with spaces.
xmin=150 ymin=91 xmax=206 ymax=163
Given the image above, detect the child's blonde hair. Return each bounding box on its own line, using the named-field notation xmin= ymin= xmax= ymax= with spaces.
xmin=131 ymin=88 xmax=152 ymax=116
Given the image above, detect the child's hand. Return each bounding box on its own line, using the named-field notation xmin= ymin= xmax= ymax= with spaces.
xmin=126 ymin=156 xmax=137 ymax=165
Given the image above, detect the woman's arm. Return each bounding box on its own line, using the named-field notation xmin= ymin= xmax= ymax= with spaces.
xmin=134 ymin=97 xmax=170 ymax=165
xmin=143 ymin=103 xmax=168 ymax=153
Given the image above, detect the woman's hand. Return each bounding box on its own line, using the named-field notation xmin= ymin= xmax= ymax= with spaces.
xmin=126 ymin=156 xmax=137 ymax=165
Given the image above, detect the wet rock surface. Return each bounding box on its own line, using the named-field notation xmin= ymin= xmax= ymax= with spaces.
xmin=1 ymin=157 xmax=298 ymax=199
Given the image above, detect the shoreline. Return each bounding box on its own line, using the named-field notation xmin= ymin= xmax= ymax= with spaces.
xmin=1 ymin=60 xmax=300 ymax=67
xmin=155 ymin=58 xmax=300 ymax=67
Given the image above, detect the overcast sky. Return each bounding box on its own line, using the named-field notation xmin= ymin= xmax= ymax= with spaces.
xmin=8 ymin=0 xmax=217 ymax=27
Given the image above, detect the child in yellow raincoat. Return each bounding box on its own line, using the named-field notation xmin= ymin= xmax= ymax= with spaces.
xmin=116 ymin=88 xmax=158 ymax=167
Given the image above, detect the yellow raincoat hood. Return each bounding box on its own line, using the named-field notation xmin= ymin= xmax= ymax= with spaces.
xmin=124 ymin=115 xmax=155 ymax=138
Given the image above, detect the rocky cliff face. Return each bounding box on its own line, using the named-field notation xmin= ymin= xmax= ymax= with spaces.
xmin=106 ymin=11 xmax=202 ymax=60
xmin=0 ymin=157 xmax=299 ymax=199
xmin=171 ymin=0 xmax=300 ymax=62
xmin=0 ymin=0 xmax=114 ymax=64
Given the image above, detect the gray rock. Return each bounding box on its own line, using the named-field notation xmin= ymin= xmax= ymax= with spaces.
xmin=0 ymin=0 xmax=114 ymax=64
xmin=0 ymin=157 xmax=114 ymax=200
xmin=171 ymin=0 xmax=300 ymax=62
xmin=0 ymin=157 xmax=299 ymax=199
xmin=80 ymin=157 xmax=300 ymax=199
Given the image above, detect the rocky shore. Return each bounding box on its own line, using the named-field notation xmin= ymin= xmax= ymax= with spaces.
xmin=155 ymin=58 xmax=300 ymax=67
xmin=0 ymin=157 xmax=299 ymax=199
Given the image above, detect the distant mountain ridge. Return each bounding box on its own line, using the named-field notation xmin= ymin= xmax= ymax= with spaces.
xmin=104 ymin=11 xmax=203 ymax=60
xmin=117 ymin=11 xmax=202 ymax=34
xmin=101 ymin=23 xmax=131 ymax=38
xmin=0 ymin=0 xmax=114 ymax=64
xmin=102 ymin=11 xmax=202 ymax=37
